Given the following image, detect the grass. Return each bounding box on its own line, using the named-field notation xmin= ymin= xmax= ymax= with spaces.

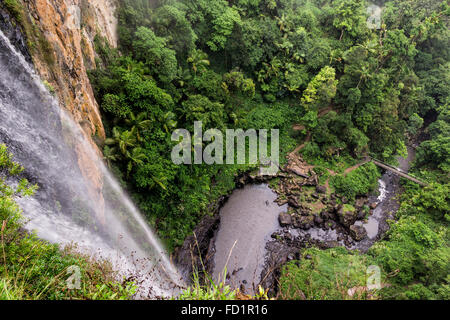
xmin=177 ymin=235 xmax=270 ymax=300
xmin=0 ymin=218 xmax=138 ymax=300
xmin=2 ymin=0 xmax=23 ymax=23
xmin=279 ymin=247 xmax=378 ymax=300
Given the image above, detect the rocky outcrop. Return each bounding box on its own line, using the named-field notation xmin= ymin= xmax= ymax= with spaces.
xmin=174 ymin=194 xmax=229 ymax=283
xmin=350 ymin=225 xmax=368 ymax=241
xmin=337 ymin=206 xmax=358 ymax=228
xmin=278 ymin=212 xmax=292 ymax=227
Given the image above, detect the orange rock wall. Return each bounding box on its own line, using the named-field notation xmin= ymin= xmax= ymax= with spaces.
xmin=22 ymin=0 xmax=119 ymax=224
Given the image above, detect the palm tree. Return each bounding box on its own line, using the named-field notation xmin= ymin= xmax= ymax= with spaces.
xmin=104 ymin=127 xmax=137 ymax=156
xmin=103 ymin=145 xmax=120 ymax=167
xmin=276 ymin=13 xmax=292 ymax=33
xmin=160 ymin=111 xmax=178 ymax=133
xmin=149 ymin=176 xmax=167 ymax=191
xmin=126 ymin=147 xmax=147 ymax=176
xmin=356 ymin=65 xmax=373 ymax=88
xmin=187 ymin=50 xmax=210 ymax=75
xmin=125 ymin=112 xmax=152 ymax=141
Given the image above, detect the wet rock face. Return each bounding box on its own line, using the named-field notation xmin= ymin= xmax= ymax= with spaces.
xmin=174 ymin=195 xmax=229 ymax=282
xmin=0 ymin=7 xmax=31 ymax=62
xmin=174 ymin=214 xmax=221 ymax=281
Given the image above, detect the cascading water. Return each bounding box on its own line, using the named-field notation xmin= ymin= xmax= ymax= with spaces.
xmin=0 ymin=29 xmax=184 ymax=298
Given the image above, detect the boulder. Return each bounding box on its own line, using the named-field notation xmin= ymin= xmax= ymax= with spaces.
xmin=288 ymin=196 xmax=300 ymax=208
xmin=355 ymin=197 xmax=366 ymax=209
xmin=279 ymin=212 xmax=292 ymax=227
xmin=316 ymin=185 xmax=327 ymax=194
xmin=288 ymin=165 xmax=309 ymax=178
xmin=350 ymin=225 xmax=368 ymax=241
xmin=314 ymin=215 xmax=323 ymax=225
xmin=293 ymin=215 xmax=314 ymax=230
xmin=357 ymin=210 xmax=366 ymax=220
xmin=338 ymin=207 xmax=358 ymax=227
xmin=324 ymin=241 xmax=340 ymax=248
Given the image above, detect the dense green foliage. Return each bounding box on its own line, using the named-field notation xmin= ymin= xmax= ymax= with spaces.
xmin=331 ymin=162 xmax=381 ymax=200
xmin=0 ymin=145 xmax=136 ymax=300
xmin=279 ymin=247 xmax=375 ymax=300
xmin=89 ymin=0 xmax=449 ymax=258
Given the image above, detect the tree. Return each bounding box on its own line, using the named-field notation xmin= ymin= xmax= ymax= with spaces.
xmin=331 ymin=0 xmax=368 ymax=41
xmin=222 ymin=70 xmax=255 ymax=98
xmin=187 ymin=49 xmax=210 ymax=75
xmin=105 ymin=127 xmax=138 ymax=156
xmin=181 ymin=95 xmax=225 ymax=130
xmin=407 ymin=113 xmax=424 ymax=135
xmin=103 ymin=145 xmax=120 ymax=167
xmin=101 ymin=94 xmax=131 ymax=119
xmin=301 ymin=66 xmax=338 ymax=111
xmin=126 ymin=147 xmax=147 ymax=176
xmin=132 ymin=27 xmax=178 ymax=83
xmin=183 ymin=0 xmax=241 ymax=51
xmin=151 ymin=4 xmax=198 ymax=57
xmin=160 ymin=111 xmax=178 ymax=134
xmin=124 ymin=112 xmax=152 ymax=141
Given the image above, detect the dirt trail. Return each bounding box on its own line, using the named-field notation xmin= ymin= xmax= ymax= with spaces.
xmin=289 ymin=106 xmax=369 ymax=192
xmin=343 ymin=160 xmax=370 ymax=175
xmin=289 ymin=132 xmax=311 ymax=156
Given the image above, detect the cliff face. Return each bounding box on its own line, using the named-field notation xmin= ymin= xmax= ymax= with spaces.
xmin=1 ymin=0 xmax=119 ymax=224
xmin=24 ymin=0 xmax=118 ymax=141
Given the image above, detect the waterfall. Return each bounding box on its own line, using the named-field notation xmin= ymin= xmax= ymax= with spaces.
xmin=0 ymin=29 xmax=184 ymax=298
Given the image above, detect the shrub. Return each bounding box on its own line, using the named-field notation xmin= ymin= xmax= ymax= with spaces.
xmin=331 ymin=163 xmax=380 ymax=200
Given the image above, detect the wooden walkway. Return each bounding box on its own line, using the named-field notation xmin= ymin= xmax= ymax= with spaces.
xmin=368 ymin=157 xmax=428 ymax=187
